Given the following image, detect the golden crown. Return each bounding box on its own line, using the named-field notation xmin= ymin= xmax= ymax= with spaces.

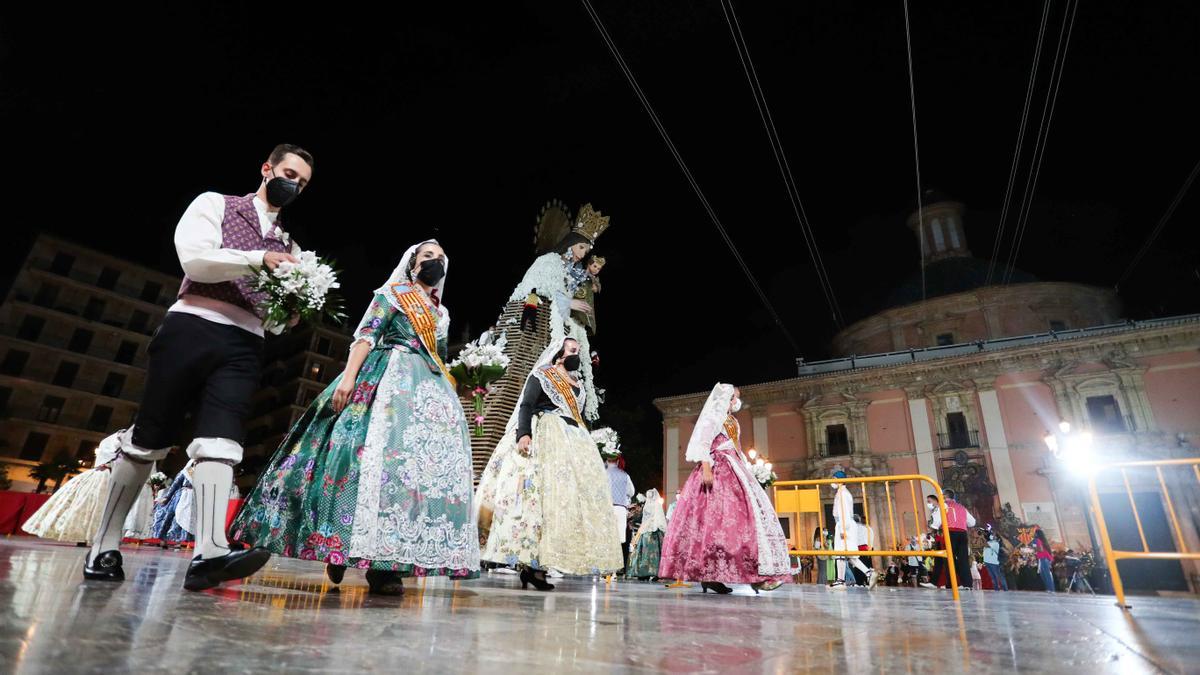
xmin=573 ymin=204 xmax=610 ymax=243
xmin=590 ymin=255 xmax=607 ymax=267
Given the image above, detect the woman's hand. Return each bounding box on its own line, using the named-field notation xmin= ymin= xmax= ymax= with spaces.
xmin=569 ymin=299 xmax=593 ymax=315
xmin=331 ymin=376 xmax=356 ymax=413
xmin=701 ymin=462 xmax=714 ymax=492
xmin=517 ymin=435 xmax=532 ymax=457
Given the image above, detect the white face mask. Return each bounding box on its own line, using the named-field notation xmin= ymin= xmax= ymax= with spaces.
xmin=730 ymin=398 xmax=742 ymax=413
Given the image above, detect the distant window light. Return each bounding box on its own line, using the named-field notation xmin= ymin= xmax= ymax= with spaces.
xmin=936 ymin=333 xmax=955 ymax=346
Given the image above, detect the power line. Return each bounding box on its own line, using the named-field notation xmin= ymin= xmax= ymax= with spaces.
xmin=1115 ymin=156 xmax=1200 ymax=290
xmin=985 ymin=0 xmax=1054 ymax=287
xmin=1002 ymin=0 xmax=1080 ymax=284
xmin=902 ymin=0 xmax=926 ymax=302
xmin=718 ymin=0 xmax=845 ymax=327
xmin=579 ymin=0 xmax=802 ymax=352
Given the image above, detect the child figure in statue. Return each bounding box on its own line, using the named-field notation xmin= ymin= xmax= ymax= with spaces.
xmin=570 ymin=255 xmax=605 ymax=335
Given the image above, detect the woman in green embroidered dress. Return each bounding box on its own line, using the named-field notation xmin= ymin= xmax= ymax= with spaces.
xmin=232 ymin=240 xmax=479 ymax=595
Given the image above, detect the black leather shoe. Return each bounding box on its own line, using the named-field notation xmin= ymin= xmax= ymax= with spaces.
xmin=183 ymin=547 xmax=271 ymax=592
xmin=365 ymin=569 xmax=405 ymax=596
xmin=326 ymin=563 xmax=346 ymax=585
xmin=84 ymin=550 xmax=125 ymax=581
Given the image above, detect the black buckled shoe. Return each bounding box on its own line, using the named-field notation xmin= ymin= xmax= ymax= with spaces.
xmin=183 ymin=547 xmax=271 ymax=592
xmin=83 ymin=550 xmax=125 ymax=581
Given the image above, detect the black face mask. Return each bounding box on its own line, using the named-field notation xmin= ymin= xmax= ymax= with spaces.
xmin=562 ymin=354 xmax=582 ymax=371
xmin=265 ymin=168 xmax=301 ymax=208
xmin=416 ymin=258 xmax=445 ymax=286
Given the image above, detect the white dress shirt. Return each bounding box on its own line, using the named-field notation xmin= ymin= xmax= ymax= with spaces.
xmin=168 ymin=192 xmax=300 ymax=337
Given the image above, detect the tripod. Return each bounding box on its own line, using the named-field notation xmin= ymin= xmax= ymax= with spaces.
xmin=1065 ymin=559 xmax=1095 ymax=595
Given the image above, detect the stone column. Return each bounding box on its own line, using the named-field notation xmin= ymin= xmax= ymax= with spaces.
xmin=752 ymin=414 xmax=769 ymax=458
xmin=664 ymin=420 xmax=681 ymax=496
xmin=907 ymin=394 xmax=938 ymax=499
xmin=975 ymin=381 xmax=1021 ymax=511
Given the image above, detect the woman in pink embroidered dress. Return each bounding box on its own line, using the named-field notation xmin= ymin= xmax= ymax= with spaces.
xmin=658 ymin=383 xmax=790 ymax=594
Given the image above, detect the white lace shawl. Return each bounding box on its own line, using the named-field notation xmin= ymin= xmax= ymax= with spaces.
xmin=685 ymin=383 xmax=736 ymax=464
xmin=373 ymin=239 xmax=451 ymax=339
xmin=637 ymin=488 xmax=667 ymax=535
xmin=500 ymin=337 xmax=587 ymax=436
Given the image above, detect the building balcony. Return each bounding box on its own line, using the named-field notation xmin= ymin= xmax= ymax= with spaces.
xmin=0 ymin=336 xmax=146 ymax=376
xmin=24 ymin=261 xmax=177 ymax=310
xmin=818 ymin=440 xmax=855 ymax=457
xmin=12 ymin=299 xmax=156 ymax=341
xmin=937 ymin=429 xmax=980 ymax=450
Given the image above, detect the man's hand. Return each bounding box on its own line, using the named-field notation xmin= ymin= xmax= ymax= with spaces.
xmin=264 ymin=251 xmax=299 ymax=271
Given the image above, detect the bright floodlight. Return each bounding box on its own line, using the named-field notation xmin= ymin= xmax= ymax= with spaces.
xmin=748 ymin=449 xmax=757 ymax=460
xmin=1059 ymin=420 xmax=1071 ymax=434
xmin=1059 ymin=432 xmax=1096 ymax=475
xmin=1044 ymin=433 xmax=1059 ymax=452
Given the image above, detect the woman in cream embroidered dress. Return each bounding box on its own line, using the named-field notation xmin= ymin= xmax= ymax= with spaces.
xmin=233 ymin=240 xmax=479 ymax=595
xmin=475 ymin=337 xmax=621 ymax=589
xmin=23 ymin=433 xmax=123 ymax=543
xmin=658 ymin=383 xmax=790 ymax=594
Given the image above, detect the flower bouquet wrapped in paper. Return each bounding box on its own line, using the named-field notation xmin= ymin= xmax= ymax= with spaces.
xmin=591 ymin=427 xmax=621 ymax=461
xmin=449 ymin=332 xmax=511 ymax=436
xmin=251 ymin=250 xmax=345 ymax=333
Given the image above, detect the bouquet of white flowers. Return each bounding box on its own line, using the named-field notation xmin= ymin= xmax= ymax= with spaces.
xmin=591 ymin=427 xmax=621 ymax=460
xmin=751 ymin=462 xmax=777 ymax=488
xmin=148 ymin=471 xmax=170 ymax=491
xmin=449 ymin=332 xmax=511 ymax=436
xmin=251 ymin=250 xmax=345 ymax=333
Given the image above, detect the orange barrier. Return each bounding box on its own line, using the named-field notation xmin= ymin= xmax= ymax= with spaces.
xmin=1087 ymin=457 xmax=1200 ymax=610
xmin=773 ymin=474 xmax=960 ymax=601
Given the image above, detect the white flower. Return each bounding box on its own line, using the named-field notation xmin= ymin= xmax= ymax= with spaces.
xmin=449 ymin=338 xmax=511 ymax=370
xmin=591 ymin=427 xmax=620 ymax=454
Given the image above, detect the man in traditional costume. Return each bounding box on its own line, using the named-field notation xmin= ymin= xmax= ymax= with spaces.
xmin=84 ymin=144 xmax=311 ymax=591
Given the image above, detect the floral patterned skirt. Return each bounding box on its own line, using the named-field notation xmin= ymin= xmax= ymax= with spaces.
xmin=477 ymin=414 xmax=622 ymax=574
xmin=233 ymin=347 xmax=480 ymax=577
xmin=628 ymin=529 xmax=664 ymax=579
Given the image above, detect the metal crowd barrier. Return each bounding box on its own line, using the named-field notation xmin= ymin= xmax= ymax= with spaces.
xmin=772 ymin=474 xmax=961 ymax=601
xmin=1087 ymin=457 xmax=1200 ymax=610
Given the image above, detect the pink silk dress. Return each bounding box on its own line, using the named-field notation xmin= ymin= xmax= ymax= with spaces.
xmin=658 ymin=432 xmax=790 ymax=584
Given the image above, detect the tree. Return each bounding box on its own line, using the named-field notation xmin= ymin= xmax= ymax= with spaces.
xmin=29 ymin=451 xmax=77 ymax=493
xmin=0 ymin=463 xmax=12 ymax=491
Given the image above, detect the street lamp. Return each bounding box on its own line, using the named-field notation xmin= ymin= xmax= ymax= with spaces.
xmin=1042 ymin=420 xmax=1107 ymax=593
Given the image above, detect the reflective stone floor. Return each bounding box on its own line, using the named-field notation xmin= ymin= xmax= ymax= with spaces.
xmin=2 ymin=539 xmax=1198 ymax=674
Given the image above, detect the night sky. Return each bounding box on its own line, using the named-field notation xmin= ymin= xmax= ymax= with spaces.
xmin=3 ymin=3 xmax=1198 ymax=486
